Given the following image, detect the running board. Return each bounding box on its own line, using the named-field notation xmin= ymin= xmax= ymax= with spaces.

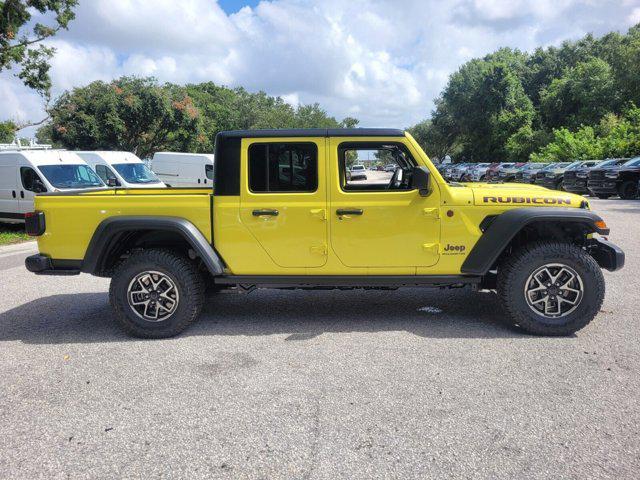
xmin=214 ymin=275 xmax=481 ymax=289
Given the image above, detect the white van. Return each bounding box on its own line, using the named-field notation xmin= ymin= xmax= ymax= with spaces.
xmin=151 ymin=152 xmax=214 ymax=187
xmin=77 ymin=151 xmax=165 ymax=189
xmin=0 ymin=150 xmax=105 ymax=223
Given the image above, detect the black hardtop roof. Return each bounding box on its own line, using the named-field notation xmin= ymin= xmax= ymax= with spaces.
xmin=216 ymin=128 xmax=405 ymax=139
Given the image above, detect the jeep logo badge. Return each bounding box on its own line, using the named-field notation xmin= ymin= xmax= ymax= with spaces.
xmin=443 ymin=244 xmax=466 ymax=255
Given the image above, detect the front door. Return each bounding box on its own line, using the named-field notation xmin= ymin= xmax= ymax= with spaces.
xmin=239 ymin=138 xmax=328 ymax=268
xmin=329 ymin=139 xmax=441 ymax=269
xmin=16 ymin=166 xmax=46 ymax=215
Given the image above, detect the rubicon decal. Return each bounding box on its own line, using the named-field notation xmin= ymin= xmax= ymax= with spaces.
xmin=483 ymin=196 xmax=572 ymax=205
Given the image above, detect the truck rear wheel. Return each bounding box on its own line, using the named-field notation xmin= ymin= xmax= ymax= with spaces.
xmin=497 ymin=241 xmax=604 ymax=336
xmin=109 ymin=249 xmax=205 ymax=338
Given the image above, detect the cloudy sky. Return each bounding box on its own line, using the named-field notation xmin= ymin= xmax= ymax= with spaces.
xmin=2 ymin=0 xmax=640 ymax=136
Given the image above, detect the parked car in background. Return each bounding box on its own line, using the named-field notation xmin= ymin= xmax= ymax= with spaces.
xmin=562 ymin=160 xmax=602 ymax=195
xmin=588 ymin=157 xmax=639 ymax=199
xmin=384 ymin=164 xmax=396 ymax=173
xmin=152 ymin=152 xmax=215 ymax=187
xmin=466 ymin=163 xmax=492 ymax=182
xmin=535 ymin=162 xmax=574 ymax=190
xmin=350 ymin=164 xmax=368 ymax=180
xmin=485 ymin=163 xmax=507 ymax=182
xmin=514 ymin=163 xmax=548 ymax=183
xmin=450 ymin=163 xmax=465 ymax=181
xmin=442 ymin=163 xmax=456 ymax=180
xmin=498 ymin=162 xmax=526 ymax=182
xmin=0 ymin=149 xmax=105 ymax=223
xmin=469 ymin=163 xmax=500 ymax=182
xmin=78 ymin=151 xmax=165 ymax=189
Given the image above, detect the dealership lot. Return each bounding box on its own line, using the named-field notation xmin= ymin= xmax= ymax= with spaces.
xmin=0 ymin=199 xmax=639 ymax=479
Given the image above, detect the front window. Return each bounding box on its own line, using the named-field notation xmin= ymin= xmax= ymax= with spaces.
xmin=112 ymin=163 xmax=160 ymax=184
xmin=95 ymin=164 xmax=118 ymax=184
xmin=205 ymin=164 xmax=214 ymax=180
xmin=340 ymin=142 xmax=416 ymax=191
xmin=20 ymin=167 xmax=47 ymax=193
xmin=37 ymin=164 xmax=104 ymax=189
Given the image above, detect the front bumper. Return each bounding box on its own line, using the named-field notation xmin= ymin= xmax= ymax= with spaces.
xmin=25 ymin=254 xmax=81 ymax=276
xmin=588 ymin=180 xmax=619 ymax=195
xmin=563 ymin=179 xmax=589 ymax=193
xmin=537 ymin=177 xmax=562 ymax=189
xmin=588 ymin=238 xmax=625 ymax=272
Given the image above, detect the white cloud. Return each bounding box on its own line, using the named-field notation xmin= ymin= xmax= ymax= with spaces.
xmin=2 ymin=0 xmax=639 ymax=137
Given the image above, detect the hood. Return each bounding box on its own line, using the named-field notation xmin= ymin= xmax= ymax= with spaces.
xmin=466 ymin=182 xmax=586 ymax=208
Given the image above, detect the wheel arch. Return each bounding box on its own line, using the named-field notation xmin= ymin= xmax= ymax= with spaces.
xmin=81 ymin=216 xmax=225 ymax=277
xmin=461 ymin=208 xmax=610 ymax=276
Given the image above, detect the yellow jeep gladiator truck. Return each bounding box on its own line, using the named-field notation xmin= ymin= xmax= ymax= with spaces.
xmin=24 ymin=129 xmax=624 ymax=338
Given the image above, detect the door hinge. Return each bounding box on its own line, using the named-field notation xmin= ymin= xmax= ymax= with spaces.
xmin=422 ymin=243 xmax=440 ymax=254
xmin=310 ymin=244 xmax=328 ymax=255
xmin=310 ymin=208 xmax=327 ymax=221
xmin=423 ymin=208 xmax=440 ymax=219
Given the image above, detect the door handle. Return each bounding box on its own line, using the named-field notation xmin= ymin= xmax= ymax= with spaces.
xmin=252 ymin=209 xmax=279 ymax=217
xmin=20 ymin=191 xmax=24 ymax=199
xmin=336 ymin=209 xmax=363 ymax=216
xmin=12 ymin=191 xmax=16 ymax=198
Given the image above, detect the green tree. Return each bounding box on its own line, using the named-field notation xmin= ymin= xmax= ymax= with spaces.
xmin=41 ymin=77 xmax=206 ymax=158
xmin=530 ymin=126 xmax=604 ymax=162
xmin=431 ymin=50 xmax=534 ymax=161
xmin=539 ymin=57 xmax=619 ymax=130
xmin=1 ymin=0 xmax=77 ymax=99
xmin=0 ymin=120 xmax=17 ymax=142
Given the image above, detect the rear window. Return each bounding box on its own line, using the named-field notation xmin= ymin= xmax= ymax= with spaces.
xmin=248 ymin=142 xmax=318 ymax=193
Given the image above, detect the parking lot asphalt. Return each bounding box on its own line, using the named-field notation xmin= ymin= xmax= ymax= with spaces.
xmin=0 ymin=199 xmax=639 ymax=479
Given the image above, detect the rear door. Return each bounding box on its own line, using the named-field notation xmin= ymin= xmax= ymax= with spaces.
xmin=239 ymin=137 xmax=328 ymax=268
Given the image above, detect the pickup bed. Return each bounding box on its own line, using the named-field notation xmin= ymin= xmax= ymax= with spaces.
xmin=25 ymin=128 xmax=624 ymax=338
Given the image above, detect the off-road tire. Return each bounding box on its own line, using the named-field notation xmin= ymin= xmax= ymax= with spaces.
xmin=109 ymin=249 xmax=205 ymax=338
xmin=497 ymin=241 xmax=605 ymax=336
xmin=618 ymin=180 xmax=639 ymax=200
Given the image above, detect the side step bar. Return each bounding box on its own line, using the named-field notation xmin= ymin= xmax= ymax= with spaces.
xmin=214 ymin=275 xmax=481 ymax=289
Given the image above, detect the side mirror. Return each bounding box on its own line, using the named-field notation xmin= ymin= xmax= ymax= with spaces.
xmin=411 ymin=166 xmax=431 ymax=196
xmin=107 ymin=177 xmax=119 ymax=187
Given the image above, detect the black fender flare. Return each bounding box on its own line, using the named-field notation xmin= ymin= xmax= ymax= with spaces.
xmin=461 ymin=208 xmax=609 ymax=276
xmin=81 ymin=216 xmax=225 ymax=276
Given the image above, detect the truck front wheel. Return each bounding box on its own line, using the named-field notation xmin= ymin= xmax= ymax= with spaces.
xmin=618 ymin=180 xmax=638 ymax=200
xmin=497 ymin=241 xmax=604 ymax=336
xmin=109 ymin=249 xmax=205 ymax=338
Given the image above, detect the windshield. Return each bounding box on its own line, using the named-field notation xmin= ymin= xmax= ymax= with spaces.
xmin=112 ymin=163 xmax=160 ymax=184
xmin=599 ymin=159 xmax=625 ymax=167
xmin=623 ymin=157 xmax=640 ymax=167
xmin=529 ymin=163 xmax=546 ymax=169
xmin=38 ymin=164 xmax=104 ymax=189
xmin=566 ymin=161 xmax=582 ymax=169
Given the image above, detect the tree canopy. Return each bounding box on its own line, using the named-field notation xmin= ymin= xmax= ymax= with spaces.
xmin=412 ymin=25 xmax=640 ymax=162
xmin=38 ymin=77 xmax=358 ymax=157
